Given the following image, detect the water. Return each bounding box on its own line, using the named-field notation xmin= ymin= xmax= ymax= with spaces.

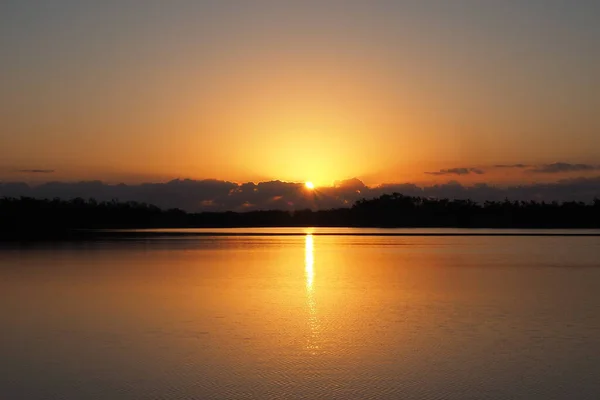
xmin=2 ymin=229 xmax=600 ymax=399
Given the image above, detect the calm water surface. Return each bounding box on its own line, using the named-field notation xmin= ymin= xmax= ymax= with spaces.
xmin=2 ymin=229 xmax=600 ymax=399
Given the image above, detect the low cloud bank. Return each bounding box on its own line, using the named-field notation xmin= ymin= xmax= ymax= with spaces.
xmin=2 ymin=176 xmax=600 ymax=212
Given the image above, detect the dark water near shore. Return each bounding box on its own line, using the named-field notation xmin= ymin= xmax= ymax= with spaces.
xmin=2 ymin=229 xmax=600 ymax=399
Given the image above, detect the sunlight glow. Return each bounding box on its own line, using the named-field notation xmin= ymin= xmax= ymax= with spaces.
xmin=305 ymin=181 xmax=315 ymax=190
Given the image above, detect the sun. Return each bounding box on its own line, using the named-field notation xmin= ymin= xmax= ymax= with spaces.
xmin=305 ymin=181 xmax=315 ymax=190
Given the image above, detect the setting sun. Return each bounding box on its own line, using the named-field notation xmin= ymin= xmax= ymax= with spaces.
xmin=305 ymin=181 xmax=315 ymax=190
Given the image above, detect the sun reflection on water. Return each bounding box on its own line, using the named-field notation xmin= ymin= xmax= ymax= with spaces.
xmin=305 ymin=234 xmax=314 ymax=290
xmin=305 ymin=234 xmax=321 ymax=354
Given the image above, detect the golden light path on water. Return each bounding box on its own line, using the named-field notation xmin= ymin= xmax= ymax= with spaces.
xmin=304 ymin=234 xmax=321 ymax=354
xmin=305 ymin=234 xmax=314 ymax=290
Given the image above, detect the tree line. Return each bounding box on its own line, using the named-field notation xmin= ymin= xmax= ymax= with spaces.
xmin=1 ymin=194 xmax=600 ymax=238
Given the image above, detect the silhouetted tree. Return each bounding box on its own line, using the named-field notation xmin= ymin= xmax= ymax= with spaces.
xmin=1 ymin=194 xmax=600 ymax=240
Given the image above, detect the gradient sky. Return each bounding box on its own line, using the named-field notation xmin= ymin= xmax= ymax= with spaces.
xmin=1 ymin=0 xmax=599 ymax=186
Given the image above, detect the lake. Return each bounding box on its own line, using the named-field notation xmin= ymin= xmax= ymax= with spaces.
xmin=2 ymin=228 xmax=600 ymax=399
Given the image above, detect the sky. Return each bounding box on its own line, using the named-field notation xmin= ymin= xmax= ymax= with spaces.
xmin=1 ymin=0 xmax=599 ymax=188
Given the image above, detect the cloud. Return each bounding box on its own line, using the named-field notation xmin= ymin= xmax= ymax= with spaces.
xmin=494 ymin=164 xmax=530 ymax=168
xmin=456 ymin=162 xmax=600 ymax=174
xmin=425 ymin=167 xmax=484 ymax=176
xmin=16 ymin=169 xmax=55 ymax=173
xmin=2 ymin=176 xmax=600 ymax=212
xmin=334 ymin=177 xmax=366 ymax=190
xmin=527 ymin=162 xmax=599 ymax=174
xmin=424 ymin=162 xmax=599 ymax=174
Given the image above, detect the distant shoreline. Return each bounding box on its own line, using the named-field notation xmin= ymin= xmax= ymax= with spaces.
xmin=2 ymin=195 xmax=600 ymax=241
xmin=2 ymin=228 xmax=600 ymax=242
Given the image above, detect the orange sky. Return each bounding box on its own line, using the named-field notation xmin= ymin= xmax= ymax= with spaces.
xmin=1 ymin=2 xmax=599 ymax=186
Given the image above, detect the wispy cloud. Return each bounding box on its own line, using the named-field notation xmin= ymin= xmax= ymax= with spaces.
xmin=527 ymin=163 xmax=598 ymax=174
xmin=16 ymin=169 xmax=55 ymax=173
xmin=429 ymin=162 xmax=600 ymax=174
xmin=425 ymin=167 xmax=485 ymax=176
xmin=494 ymin=164 xmax=530 ymax=169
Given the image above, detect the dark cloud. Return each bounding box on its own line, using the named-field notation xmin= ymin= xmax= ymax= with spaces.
xmin=425 ymin=168 xmax=484 ymax=176
xmin=494 ymin=164 xmax=530 ymax=168
xmin=16 ymin=169 xmax=55 ymax=173
xmin=527 ymin=162 xmax=599 ymax=174
xmin=2 ymin=176 xmax=600 ymax=212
